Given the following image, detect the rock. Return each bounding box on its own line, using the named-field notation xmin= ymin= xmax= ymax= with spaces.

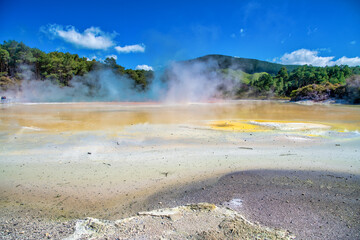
xmin=187 ymin=203 xmax=217 ymax=212
xmin=238 ymin=146 xmax=253 ymax=150
xmin=138 ymin=207 xmax=183 ymax=221
xmin=64 ymin=203 xmax=295 ymax=239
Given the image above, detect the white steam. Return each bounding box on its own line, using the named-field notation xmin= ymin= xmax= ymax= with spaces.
xmin=1 ymin=59 xmax=236 ymax=103
xmin=162 ymin=59 xmax=232 ymax=102
xmin=6 ymin=69 xmax=158 ymax=102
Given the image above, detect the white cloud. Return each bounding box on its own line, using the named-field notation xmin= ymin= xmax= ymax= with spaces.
xmin=45 ymin=24 xmax=115 ymax=50
xmin=106 ymin=54 xmax=117 ymax=60
xmin=135 ymin=64 xmax=153 ymax=71
xmin=279 ymin=49 xmax=360 ymax=67
xmin=334 ymin=56 xmax=360 ymax=66
xmin=280 ymin=49 xmax=333 ymax=66
xmin=86 ymin=55 xmax=97 ymax=61
xmin=115 ymin=44 xmax=145 ymax=53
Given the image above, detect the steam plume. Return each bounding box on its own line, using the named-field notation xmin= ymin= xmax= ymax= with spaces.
xmin=1 ymin=58 xmax=237 ymax=103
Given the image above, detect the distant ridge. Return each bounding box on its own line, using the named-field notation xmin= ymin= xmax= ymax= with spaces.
xmin=183 ymin=54 xmax=299 ymax=75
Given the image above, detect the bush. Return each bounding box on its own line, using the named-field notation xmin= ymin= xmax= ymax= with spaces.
xmin=290 ymin=83 xmax=343 ymax=101
xmin=0 ymin=75 xmax=17 ymax=91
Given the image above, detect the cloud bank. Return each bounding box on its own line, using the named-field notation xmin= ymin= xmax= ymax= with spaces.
xmin=280 ymin=49 xmax=360 ymax=67
xmin=45 ymin=24 xmax=116 ymax=50
xmin=115 ymin=44 xmax=145 ymax=53
xmin=136 ymin=65 xmax=153 ymax=71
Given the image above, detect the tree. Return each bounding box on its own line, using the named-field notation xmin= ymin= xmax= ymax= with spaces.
xmin=273 ymin=67 xmax=289 ymax=95
xmin=0 ymin=48 xmax=10 ymax=73
xmin=276 ymin=66 xmax=289 ymax=80
xmin=104 ymin=57 xmax=117 ymax=68
xmin=253 ymin=73 xmax=274 ymax=91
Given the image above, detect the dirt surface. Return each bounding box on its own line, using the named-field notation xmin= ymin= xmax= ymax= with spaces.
xmin=0 ymin=170 xmax=359 ymax=239
xmin=145 ymin=170 xmax=360 ymax=240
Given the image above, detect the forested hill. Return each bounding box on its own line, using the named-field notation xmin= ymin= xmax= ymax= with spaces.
xmin=185 ymin=54 xmax=299 ymax=75
xmin=0 ymin=40 xmax=153 ymax=91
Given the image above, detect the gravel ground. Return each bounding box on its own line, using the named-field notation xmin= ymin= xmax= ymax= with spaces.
xmin=0 ymin=170 xmax=359 ymax=239
xmin=145 ymin=170 xmax=360 ymax=240
xmin=0 ymin=211 xmax=76 ymax=239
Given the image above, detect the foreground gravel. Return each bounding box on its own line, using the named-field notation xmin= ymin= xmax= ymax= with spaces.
xmin=0 ymin=212 xmax=76 ymax=239
xmin=1 ymin=170 xmax=359 ymax=239
xmin=146 ymin=170 xmax=360 ymax=240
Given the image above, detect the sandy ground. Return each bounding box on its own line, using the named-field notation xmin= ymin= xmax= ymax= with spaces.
xmin=0 ymin=101 xmax=359 ymax=239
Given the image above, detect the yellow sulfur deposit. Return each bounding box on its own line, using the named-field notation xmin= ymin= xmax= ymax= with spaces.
xmin=210 ymin=120 xmax=270 ymax=132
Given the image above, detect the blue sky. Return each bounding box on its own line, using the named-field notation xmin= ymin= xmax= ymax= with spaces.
xmin=0 ymin=0 xmax=359 ymax=69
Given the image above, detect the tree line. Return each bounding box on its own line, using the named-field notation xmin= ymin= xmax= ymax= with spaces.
xmin=227 ymin=65 xmax=360 ymax=103
xmin=0 ymin=40 xmax=153 ymax=91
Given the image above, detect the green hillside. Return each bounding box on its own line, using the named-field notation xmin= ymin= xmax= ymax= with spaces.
xmin=185 ymin=54 xmax=299 ymax=74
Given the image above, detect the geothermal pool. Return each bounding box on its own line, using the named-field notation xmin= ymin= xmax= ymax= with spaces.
xmin=0 ymin=100 xmax=359 ymax=219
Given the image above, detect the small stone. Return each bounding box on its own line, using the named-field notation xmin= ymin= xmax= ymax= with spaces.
xmin=169 ymin=212 xmax=183 ymax=221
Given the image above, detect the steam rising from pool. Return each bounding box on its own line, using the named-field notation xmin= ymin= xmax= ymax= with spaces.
xmin=1 ymin=59 xmax=235 ymax=103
